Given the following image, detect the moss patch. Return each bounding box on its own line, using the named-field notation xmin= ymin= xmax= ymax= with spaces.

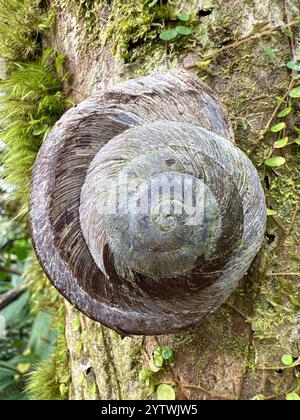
xmin=26 ymin=334 xmax=69 ymax=400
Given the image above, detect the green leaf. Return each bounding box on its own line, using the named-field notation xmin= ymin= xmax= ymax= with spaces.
xmin=10 ymin=244 xmax=31 ymax=261
xmin=154 ymin=355 xmax=164 ymax=368
xmin=149 ymin=359 xmax=161 ymax=373
xmin=264 ymin=157 xmax=286 ymax=167
xmin=266 ymin=208 xmax=277 ymax=216
xmin=162 ymin=346 xmax=174 ymax=360
xmin=289 ymin=86 xmax=300 ymax=98
xmin=274 ymin=137 xmax=289 ymax=149
xmin=28 ymin=311 xmax=56 ymax=360
xmin=294 ymin=138 xmax=300 ymax=145
xmin=42 ymin=48 xmax=55 ymax=64
xmin=270 ymin=122 xmax=286 ymax=133
xmin=17 ymin=363 xmax=31 ymax=374
xmin=176 ymin=26 xmax=192 ymax=36
xmin=22 ymin=348 xmax=31 ymax=357
xmin=281 ymin=354 xmax=294 ymax=366
xmin=264 ymin=47 xmax=276 ymax=60
xmin=294 ymin=127 xmax=300 ymax=134
xmin=59 ymin=383 xmax=68 ymax=396
xmin=154 ymin=346 xmax=163 ymax=357
xmin=157 ymin=384 xmax=176 ymax=400
xmin=55 ymin=54 xmax=66 ymax=74
xmin=159 ymin=29 xmax=178 ymax=41
xmin=178 ymin=12 xmax=190 ymax=22
xmin=33 ymin=125 xmax=49 ymax=136
xmin=148 ymin=0 xmax=158 ymax=7
xmin=139 ymin=368 xmax=150 ymax=381
xmin=147 ymin=381 xmax=155 ymax=397
xmin=60 ymin=374 xmax=70 ymax=384
xmin=286 ymin=392 xmax=300 ymax=401
xmin=277 ymin=106 xmax=292 ymax=118
xmin=0 ymin=272 xmax=8 ymax=282
xmin=254 ymin=394 xmax=266 ymax=400
xmin=287 ymin=61 xmax=300 ymax=71
xmin=2 ymin=292 xmax=30 ymax=325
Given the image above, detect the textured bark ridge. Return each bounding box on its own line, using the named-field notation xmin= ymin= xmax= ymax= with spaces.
xmin=30 ymin=71 xmax=265 ymax=335
xmin=47 ymin=0 xmax=299 ymax=400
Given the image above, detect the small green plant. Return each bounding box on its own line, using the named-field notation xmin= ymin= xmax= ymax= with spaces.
xmin=281 ymin=354 xmax=294 ymax=366
xmin=156 ymin=383 xmax=176 ymax=400
xmin=139 ymin=345 xmax=176 ymax=400
xmin=263 ymin=58 xmax=300 ymax=168
xmin=280 ymin=353 xmax=300 ymax=401
xmin=264 ymin=156 xmax=286 ymax=167
xmin=159 ymin=9 xmax=193 ymax=41
xmin=101 ymin=0 xmax=200 ymax=75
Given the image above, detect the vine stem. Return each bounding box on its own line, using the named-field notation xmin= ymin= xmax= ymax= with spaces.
xmin=264 ymin=387 xmax=297 ymax=400
xmin=160 ymin=0 xmax=170 ymax=69
xmin=163 ymin=380 xmax=232 ymax=400
xmin=252 ymin=3 xmax=299 ymax=154
xmin=176 ymin=383 xmax=232 ymax=400
xmin=274 ymin=204 xmax=299 ymax=248
xmin=250 ymin=78 xmax=296 ymax=153
xmin=225 ymin=302 xmax=248 ymax=320
xmin=270 ymin=214 xmax=288 ymax=234
xmin=256 ymin=358 xmax=300 ymax=371
xmin=185 ymin=20 xmax=300 ymax=70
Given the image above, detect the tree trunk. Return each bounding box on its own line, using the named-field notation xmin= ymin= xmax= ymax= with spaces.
xmin=50 ymin=0 xmax=300 ymax=400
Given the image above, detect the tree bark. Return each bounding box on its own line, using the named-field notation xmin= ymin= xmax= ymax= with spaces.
xmin=50 ymin=0 xmax=300 ymax=400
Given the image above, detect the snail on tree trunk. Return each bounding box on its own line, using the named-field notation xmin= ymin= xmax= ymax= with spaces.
xmin=30 ymin=70 xmax=266 ymax=336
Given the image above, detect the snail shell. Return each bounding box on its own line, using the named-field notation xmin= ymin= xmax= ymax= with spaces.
xmin=30 ymin=70 xmax=266 ymax=335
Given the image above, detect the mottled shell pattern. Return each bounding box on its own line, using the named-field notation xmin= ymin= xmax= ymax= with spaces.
xmin=30 ymin=70 xmax=266 ymax=335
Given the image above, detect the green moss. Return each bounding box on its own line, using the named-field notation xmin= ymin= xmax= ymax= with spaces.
xmin=26 ymin=335 xmax=69 ymax=400
xmin=53 ymin=0 xmax=106 ymax=42
xmin=0 ymin=50 xmax=69 ymax=212
xmin=53 ymin=0 xmax=202 ymax=77
xmin=251 ymin=279 xmax=299 ymax=338
xmin=250 ymin=164 xmax=300 ymax=344
xmin=0 ymin=0 xmax=54 ymax=66
xmin=105 ymin=1 xmax=203 ymax=76
xmin=22 ymin=253 xmax=68 ymax=399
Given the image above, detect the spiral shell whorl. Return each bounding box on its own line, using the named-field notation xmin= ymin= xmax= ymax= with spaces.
xmin=30 ymin=70 xmax=266 ymax=335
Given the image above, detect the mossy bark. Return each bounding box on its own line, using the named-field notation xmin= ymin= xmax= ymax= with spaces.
xmin=50 ymin=0 xmax=300 ymax=400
